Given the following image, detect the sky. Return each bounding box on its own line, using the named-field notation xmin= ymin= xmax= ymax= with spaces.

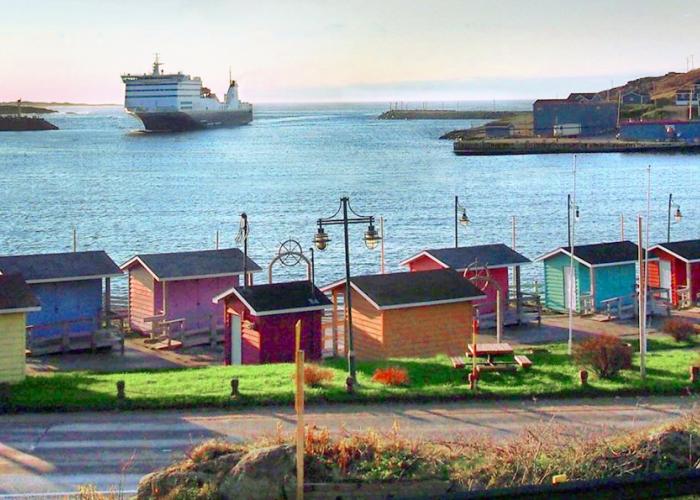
xmin=2 ymin=0 xmax=700 ymax=103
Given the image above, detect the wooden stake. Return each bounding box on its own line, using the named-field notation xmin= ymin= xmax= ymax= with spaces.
xmin=471 ymin=316 xmax=478 ymax=390
xmin=294 ymin=319 xmax=304 ymax=499
xmin=379 ymin=217 xmax=385 ymax=274
xmin=72 ymin=227 xmax=77 ymax=252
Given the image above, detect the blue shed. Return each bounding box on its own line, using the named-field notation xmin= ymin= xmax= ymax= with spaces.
xmin=536 ymin=241 xmax=641 ymax=314
xmin=0 ymin=251 xmax=122 ymax=348
xmin=533 ymin=99 xmax=618 ymax=137
xmin=618 ymin=120 xmax=700 ymax=143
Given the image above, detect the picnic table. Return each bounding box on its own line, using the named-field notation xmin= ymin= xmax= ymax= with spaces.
xmin=467 ymin=343 xmax=514 ymax=364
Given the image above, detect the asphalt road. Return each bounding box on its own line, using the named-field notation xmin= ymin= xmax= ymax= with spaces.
xmin=0 ymin=395 xmax=697 ymax=496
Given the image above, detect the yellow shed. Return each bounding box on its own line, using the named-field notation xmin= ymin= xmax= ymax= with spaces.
xmin=0 ymin=274 xmax=40 ymax=383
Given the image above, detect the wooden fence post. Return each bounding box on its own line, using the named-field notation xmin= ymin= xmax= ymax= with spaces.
xmin=294 ymin=320 xmax=305 ymax=499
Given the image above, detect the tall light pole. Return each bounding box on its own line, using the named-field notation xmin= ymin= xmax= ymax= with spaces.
xmin=314 ymin=197 xmax=381 ymax=382
xmin=666 ymin=193 xmax=683 ymax=243
xmin=454 ymin=195 xmax=470 ymax=247
xmin=568 ymin=155 xmax=578 ymax=355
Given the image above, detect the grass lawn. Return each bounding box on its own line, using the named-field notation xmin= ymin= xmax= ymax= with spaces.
xmin=4 ymin=336 xmax=699 ymax=412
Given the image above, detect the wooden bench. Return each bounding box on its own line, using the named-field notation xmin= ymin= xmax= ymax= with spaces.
xmin=450 ymin=356 xmax=466 ymax=369
xmin=476 ymin=364 xmax=517 ymax=374
xmin=515 ymin=355 xmax=533 ymax=369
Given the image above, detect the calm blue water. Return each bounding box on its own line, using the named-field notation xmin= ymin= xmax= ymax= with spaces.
xmin=2 ymin=102 xmax=699 ymax=296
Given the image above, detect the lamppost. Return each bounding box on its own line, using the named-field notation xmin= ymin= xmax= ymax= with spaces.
xmin=314 ymin=197 xmax=381 ymax=382
xmin=236 ymin=213 xmax=249 ymax=288
xmin=454 ymin=195 xmax=470 ymax=248
xmin=666 ymin=193 xmax=682 ymax=243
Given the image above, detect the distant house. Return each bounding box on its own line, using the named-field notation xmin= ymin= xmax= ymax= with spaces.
xmin=399 ymin=244 xmax=530 ymax=316
xmin=676 ymin=83 xmax=700 ymax=105
xmin=322 ymin=269 xmax=485 ymax=360
xmin=0 ymin=251 xmax=122 ymax=343
xmin=121 ymin=248 xmax=261 ymax=335
xmin=533 ymin=99 xmax=618 ymax=137
xmin=567 ymin=92 xmax=604 ymax=103
xmin=622 ymin=91 xmax=651 ymax=105
xmin=648 ymin=239 xmax=700 ymax=307
xmin=0 ymin=274 xmax=40 ymax=383
xmin=536 ymin=241 xmax=642 ymax=314
xmin=213 ymin=280 xmax=331 ymax=365
xmin=484 ymin=122 xmax=514 ymax=138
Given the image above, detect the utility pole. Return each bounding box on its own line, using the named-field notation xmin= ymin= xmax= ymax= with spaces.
xmin=568 ymin=156 xmax=577 ymax=356
xmin=637 ymin=215 xmax=646 ymax=380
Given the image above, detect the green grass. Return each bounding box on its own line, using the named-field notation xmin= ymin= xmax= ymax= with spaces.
xmin=4 ymin=337 xmax=699 ymax=412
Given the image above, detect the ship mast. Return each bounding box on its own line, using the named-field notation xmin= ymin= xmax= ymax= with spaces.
xmin=152 ymin=53 xmax=163 ymax=76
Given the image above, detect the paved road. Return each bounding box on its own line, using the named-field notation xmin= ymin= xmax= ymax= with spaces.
xmin=0 ymin=396 xmax=697 ymax=496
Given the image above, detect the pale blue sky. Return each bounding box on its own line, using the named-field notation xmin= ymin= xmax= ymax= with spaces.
xmin=2 ymin=0 xmax=698 ymax=103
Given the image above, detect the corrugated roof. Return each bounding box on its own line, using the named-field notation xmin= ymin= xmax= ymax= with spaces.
xmin=0 ymin=273 xmax=40 ymax=312
xmin=654 ymin=239 xmax=700 ymax=261
xmin=349 ymin=269 xmax=485 ymax=309
xmin=226 ymin=280 xmax=331 ymax=314
xmin=423 ymin=244 xmax=530 ymax=270
xmin=0 ymin=251 xmax=122 ymax=283
xmin=124 ymin=248 xmax=261 ymax=280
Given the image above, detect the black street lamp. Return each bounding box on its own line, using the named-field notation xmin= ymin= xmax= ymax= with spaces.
xmin=314 ymin=197 xmax=381 ymax=382
xmin=454 ymin=195 xmax=470 ymax=247
xmin=667 ymin=193 xmax=682 ymax=243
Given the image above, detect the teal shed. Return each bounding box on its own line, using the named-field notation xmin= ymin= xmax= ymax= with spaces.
xmin=536 ymin=241 xmax=641 ymax=313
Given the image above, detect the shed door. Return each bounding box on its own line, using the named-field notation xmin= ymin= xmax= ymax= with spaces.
xmin=659 ymin=260 xmax=672 ymax=291
xmin=230 ymin=314 xmax=242 ymax=365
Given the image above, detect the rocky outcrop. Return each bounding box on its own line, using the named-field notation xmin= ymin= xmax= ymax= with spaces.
xmin=137 ymin=444 xmax=296 ymax=500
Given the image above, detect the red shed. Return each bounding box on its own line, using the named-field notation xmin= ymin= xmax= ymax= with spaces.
xmin=213 ymin=280 xmax=331 ymax=365
xmin=400 ymin=244 xmax=530 ymax=321
xmin=649 ymin=239 xmax=700 ymax=308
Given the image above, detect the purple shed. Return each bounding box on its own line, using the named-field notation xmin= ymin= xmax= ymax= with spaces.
xmin=120 ymin=248 xmax=261 ymax=336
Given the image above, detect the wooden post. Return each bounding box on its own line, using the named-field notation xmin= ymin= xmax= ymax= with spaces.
xmin=104 ymin=277 xmax=111 ymax=319
xmin=620 ymin=214 xmax=625 ymax=241
xmin=294 ymin=320 xmax=305 ymax=500
xmin=215 ymin=230 xmax=220 ymax=250
xmin=209 ymin=314 xmax=216 ymax=348
xmin=496 ymin=292 xmax=502 ymax=343
xmin=471 ymin=315 xmax=479 ymax=390
xmin=72 ymin=227 xmax=77 ymax=252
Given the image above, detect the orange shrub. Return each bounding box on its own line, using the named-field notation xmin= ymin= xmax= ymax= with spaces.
xmin=299 ymin=364 xmax=335 ymax=387
xmin=663 ymin=318 xmax=696 ymax=342
xmin=371 ymin=366 xmax=410 ymax=386
xmin=573 ymin=334 xmax=631 ymax=379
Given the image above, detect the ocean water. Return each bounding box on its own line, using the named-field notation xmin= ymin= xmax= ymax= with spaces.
xmin=1 ymin=102 xmax=699 ymax=297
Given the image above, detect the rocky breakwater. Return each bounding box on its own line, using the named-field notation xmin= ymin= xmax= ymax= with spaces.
xmin=0 ymin=116 xmax=58 ymax=131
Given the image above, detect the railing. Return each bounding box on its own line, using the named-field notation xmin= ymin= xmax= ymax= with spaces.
xmin=579 ymin=293 xmax=595 ymax=315
xmin=678 ymin=286 xmax=692 ymax=309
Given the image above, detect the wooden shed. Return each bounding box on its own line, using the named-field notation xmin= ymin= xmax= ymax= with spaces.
xmin=121 ymin=248 xmax=261 ymax=336
xmin=0 ymin=251 xmax=122 ymax=352
xmin=213 ymin=280 xmax=331 ymax=365
xmin=400 ymin=244 xmax=531 ymax=319
xmin=649 ymin=239 xmax=700 ymax=308
xmin=0 ymin=274 xmax=40 ymax=383
xmin=537 ymin=241 xmax=641 ymax=314
xmin=322 ymin=269 xmax=485 ymax=360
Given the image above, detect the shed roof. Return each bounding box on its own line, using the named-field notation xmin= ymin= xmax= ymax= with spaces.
xmin=650 ymin=239 xmax=700 ymax=262
xmin=400 ymin=244 xmax=530 ymax=271
xmin=536 ymin=241 xmax=642 ymax=267
xmin=121 ymin=248 xmax=262 ymax=281
xmin=323 ymin=269 xmax=485 ymax=310
xmin=0 ymin=274 xmax=41 ymax=314
xmin=213 ymin=280 xmax=331 ymax=316
xmin=0 ymin=251 xmax=122 ymax=284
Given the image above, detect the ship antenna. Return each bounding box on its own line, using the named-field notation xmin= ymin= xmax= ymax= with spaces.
xmin=229 ymin=66 xmax=232 ymax=86
xmin=153 ymin=53 xmax=162 ymax=76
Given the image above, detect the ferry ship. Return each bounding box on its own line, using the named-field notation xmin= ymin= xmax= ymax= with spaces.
xmin=121 ymin=56 xmax=252 ymax=132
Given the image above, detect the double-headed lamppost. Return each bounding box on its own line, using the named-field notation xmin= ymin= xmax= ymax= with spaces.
xmin=314 ymin=197 xmax=381 ymax=382
xmin=454 ymin=195 xmax=470 ymax=248
xmin=666 ymin=193 xmax=682 ymax=243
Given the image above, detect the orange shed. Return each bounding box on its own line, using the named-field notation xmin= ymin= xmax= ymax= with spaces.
xmin=322 ymin=269 xmax=485 ymax=360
